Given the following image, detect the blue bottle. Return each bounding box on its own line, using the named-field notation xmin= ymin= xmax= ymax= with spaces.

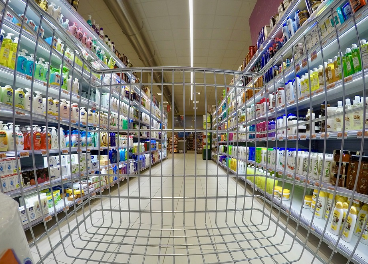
xmin=25 ymin=54 xmax=35 ymax=76
xmin=16 ymin=49 xmax=28 ymax=74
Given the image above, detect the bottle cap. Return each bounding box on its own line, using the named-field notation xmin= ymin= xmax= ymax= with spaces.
xmin=335 ymin=202 xmax=343 ymax=209
xmin=352 ymin=43 xmax=358 ymax=49
xmin=343 ymin=202 xmax=349 ymax=209
xmin=350 ymin=206 xmax=357 ymax=215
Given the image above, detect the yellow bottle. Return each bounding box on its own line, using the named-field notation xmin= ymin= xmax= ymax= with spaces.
xmin=312 ymin=68 xmax=319 ymax=92
xmin=8 ymin=37 xmax=18 ymax=69
xmin=340 ymin=202 xmax=349 ymax=231
xmin=327 ymin=59 xmax=335 ymax=84
xmin=0 ymin=33 xmax=14 ymax=67
xmin=0 ymin=121 xmax=8 ymax=151
xmin=342 ymin=206 xmax=357 ymax=243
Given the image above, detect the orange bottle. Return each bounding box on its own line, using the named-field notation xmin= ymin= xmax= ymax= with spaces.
xmin=33 ymin=125 xmax=41 ymax=150
xmin=41 ymin=126 xmax=51 ymax=150
xmin=23 ymin=126 xmax=31 ymax=150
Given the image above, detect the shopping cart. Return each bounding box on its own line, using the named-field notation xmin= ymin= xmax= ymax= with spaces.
xmin=1 ymin=0 xmax=368 ymax=263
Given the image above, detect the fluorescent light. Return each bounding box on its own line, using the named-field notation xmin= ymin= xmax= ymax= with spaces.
xmin=193 ymin=107 xmax=198 ymax=109
xmin=193 ymin=101 xmax=199 ymax=103
xmin=157 ymin=93 xmax=162 ymax=95
xmin=163 ymin=101 xmax=168 ymax=103
xmin=189 ymin=0 xmax=194 ymax=100
xmin=197 ymin=92 xmax=200 ymax=94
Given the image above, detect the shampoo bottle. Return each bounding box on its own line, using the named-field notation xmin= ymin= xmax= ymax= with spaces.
xmin=355 ymin=204 xmax=368 ymax=236
xmin=33 ymin=91 xmax=43 ymax=115
xmin=14 ymin=88 xmax=25 ymax=109
xmin=50 ymin=127 xmax=58 ymax=149
xmin=352 ymin=96 xmax=363 ymax=130
xmin=35 ymin=58 xmax=45 ymax=81
xmin=72 ymin=78 xmax=79 ymax=94
xmin=341 ymin=202 xmax=349 ymax=231
xmin=25 ymin=54 xmax=35 ymax=77
xmin=33 ymin=125 xmax=41 ymax=150
xmin=343 ymin=48 xmax=355 ymax=77
xmin=335 ymin=101 xmax=343 ymax=132
xmin=6 ymin=123 xmax=14 ymax=151
xmin=40 ymin=126 xmax=51 ymax=150
xmin=330 ymin=202 xmax=343 ymax=235
xmin=327 ymin=59 xmax=335 ymax=84
xmin=345 ymin=99 xmax=352 ymax=131
xmin=342 ymin=206 xmax=357 ymax=242
xmin=8 ymin=37 xmax=18 ymax=69
xmin=16 ymin=49 xmax=28 ymax=74
xmin=0 ymin=121 xmax=8 ymax=151
xmin=1 ymin=85 xmax=13 ymax=106
xmin=24 ymin=126 xmax=31 ymax=150
xmin=334 ymin=54 xmax=342 ymax=81
xmin=14 ymin=125 xmax=24 ymax=151
xmin=87 ymin=15 xmax=92 ymax=27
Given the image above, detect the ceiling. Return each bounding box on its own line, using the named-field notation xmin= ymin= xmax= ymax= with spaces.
xmin=77 ymin=0 xmax=256 ymax=115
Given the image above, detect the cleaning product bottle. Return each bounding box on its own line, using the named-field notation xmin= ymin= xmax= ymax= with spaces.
xmin=16 ymin=49 xmax=28 ymax=74
xmin=8 ymin=37 xmax=18 ymax=69
xmin=6 ymin=123 xmax=14 ymax=151
xmin=351 ymin=43 xmax=362 ymax=73
xmin=49 ymin=127 xmax=58 ymax=149
xmin=60 ymin=99 xmax=70 ymax=119
xmin=66 ymin=75 xmax=72 ymax=92
xmin=43 ymin=96 xmax=54 ymax=116
xmin=86 ymin=37 xmax=92 ymax=49
xmin=33 ymin=91 xmax=43 ymax=115
xmin=331 ymin=202 xmax=344 ymax=235
xmin=59 ymin=127 xmax=66 ymax=149
xmin=14 ymin=125 xmax=24 ymax=151
xmin=72 ymin=78 xmax=79 ymax=94
xmin=56 ymin=38 xmax=63 ymax=52
xmin=35 ymin=58 xmax=45 ymax=81
xmin=14 ymin=88 xmax=25 ymax=109
xmin=76 ymin=27 xmax=83 ymax=41
xmin=1 ymin=85 xmax=13 ymax=106
xmin=40 ymin=126 xmax=51 ymax=150
xmin=342 ymin=206 xmax=357 ymax=242
xmin=0 ymin=33 xmax=13 ymax=67
xmin=355 ymin=204 xmax=368 ymax=236
xmin=345 ymin=98 xmax=352 ymax=131
xmin=69 ymin=22 xmax=77 ymax=36
xmin=80 ymin=107 xmax=87 ymax=124
xmin=343 ymin=48 xmax=355 ymax=77
xmin=49 ymin=67 xmax=61 ymax=85
xmin=24 ymin=88 xmax=32 ymax=112
xmin=334 ymin=54 xmax=342 ymax=81
xmin=327 ymin=59 xmax=336 ymax=84
xmin=53 ymin=99 xmax=59 ymax=116
xmin=312 ymin=68 xmax=319 ymax=91
xmin=325 ymin=193 xmax=334 ymax=220
xmin=32 ymin=125 xmax=41 ymax=150
xmin=25 ymin=54 xmax=35 ymax=77
xmin=42 ymin=61 xmax=50 ymax=82
xmin=352 ymin=96 xmax=363 ymax=130
xmin=24 ymin=126 xmax=31 ymax=150
xmin=0 ymin=121 xmax=8 ymax=151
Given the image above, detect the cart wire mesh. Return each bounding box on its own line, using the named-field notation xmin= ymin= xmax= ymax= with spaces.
xmin=0 ymin=0 xmax=368 ymax=263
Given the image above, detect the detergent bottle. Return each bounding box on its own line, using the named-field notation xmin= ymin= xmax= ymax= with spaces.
xmin=8 ymin=36 xmax=18 ymax=69
xmin=25 ymin=53 xmax=35 ymax=77
xmin=16 ymin=49 xmax=28 ymax=74
xmin=0 ymin=33 xmax=13 ymax=67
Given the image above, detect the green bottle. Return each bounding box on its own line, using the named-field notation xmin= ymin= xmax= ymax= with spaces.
xmin=343 ymin=48 xmax=354 ymax=77
xmin=351 ymin=43 xmax=362 ymax=73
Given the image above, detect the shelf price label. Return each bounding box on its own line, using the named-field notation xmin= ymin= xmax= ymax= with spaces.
xmin=76 ymin=199 xmax=82 ymax=205
xmin=41 ymin=150 xmax=47 ymax=156
xmin=344 ymin=76 xmax=353 ymax=83
xmin=357 ymin=131 xmax=368 ymax=138
xmin=63 ymin=206 xmax=69 ymax=212
xmin=300 ymin=134 xmax=307 ymax=140
xmin=337 ymin=132 xmax=347 ymax=139
xmin=0 ymin=153 xmax=6 ymax=159
xmin=62 ymin=149 xmax=68 ymax=154
xmin=320 ymin=133 xmax=329 ymax=139
xmin=44 ymin=215 xmax=52 ymax=222
xmin=295 ymin=64 xmax=301 ymax=73
xmin=20 ymin=151 xmax=29 ymax=158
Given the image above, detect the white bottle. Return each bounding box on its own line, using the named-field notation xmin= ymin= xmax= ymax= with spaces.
xmin=49 ymin=127 xmax=58 ymax=149
xmin=43 ymin=97 xmax=54 ymax=116
xmin=70 ymin=103 xmax=79 ymax=121
xmin=33 ymin=91 xmax=43 ymax=115
xmin=60 ymin=99 xmax=70 ymax=119
xmin=352 ymin=96 xmax=363 ymax=130
xmin=355 ymin=204 xmax=368 ymax=236
xmin=67 ymin=75 xmax=72 ymax=92
xmin=14 ymin=88 xmax=25 ymax=109
xmin=6 ymin=123 xmax=14 ymax=151
xmin=14 ymin=125 xmax=24 ymax=151
xmin=24 ymin=88 xmax=32 ymax=111
xmin=331 ymin=202 xmax=344 ymax=235
xmin=341 ymin=202 xmax=349 ymax=231
xmin=345 ymin=99 xmax=352 ymax=131
xmin=80 ymin=107 xmax=87 ymax=124
xmin=342 ymin=206 xmax=357 ymax=242
xmin=335 ymin=101 xmax=343 ymax=132
xmin=59 ymin=127 xmax=66 ymax=149
xmin=72 ymin=78 xmax=79 ymax=95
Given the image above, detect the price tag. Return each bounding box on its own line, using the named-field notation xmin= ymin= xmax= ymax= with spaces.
xmin=295 ymin=176 xmax=300 ymax=181
xmin=337 ymin=132 xmax=347 ymax=139
xmin=302 ymin=57 xmax=308 ymax=68
xmin=44 ymin=215 xmax=52 ymax=222
xmin=326 ymin=83 xmax=335 ymax=90
xmin=271 ymin=137 xmax=276 ymax=141
xmin=315 ymin=182 xmax=320 ymax=187
xmin=76 ymin=95 xmax=80 ymax=99
xmin=339 ymin=24 xmax=348 ymax=34
xmin=15 ymin=111 xmax=25 ymax=116
xmin=300 ymin=134 xmax=307 ymax=140
xmin=81 ymin=122 xmax=87 ymax=126
xmin=77 ymin=199 xmax=82 ymax=205
xmin=0 ymin=153 xmax=6 ymax=159
xmin=311 ymin=134 xmax=316 ymax=139
xmin=91 ymin=192 xmax=96 ymax=197
xmin=279 ymin=136 xmax=284 ymax=141
xmin=344 ymin=76 xmax=353 ymax=83
xmin=41 ymin=150 xmax=47 ymax=156
xmin=287 ymin=135 xmax=294 ymax=140
xmin=63 ymin=206 xmax=69 ymax=212
xmin=310 ymin=51 xmax=318 ymax=61
xmin=320 ymin=133 xmax=329 ymax=139
xmin=25 ymin=75 xmax=32 ymax=81
xmin=87 ymin=148 xmax=91 ymax=152
xmin=357 ymin=131 xmax=368 ymax=138
xmin=295 ymin=64 xmax=301 ymax=73
xmin=62 ymin=149 xmax=68 ymax=154
xmin=100 ymin=147 xmax=104 ymax=151
xmin=287 ymin=174 xmax=293 ymax=179
xmin=71 ymin=119 xmax=76 ymax=124
xmin=62 ymin=90 xmax=69 ymax=95
xmin=20 ymin=151 xmax=29 ymax=158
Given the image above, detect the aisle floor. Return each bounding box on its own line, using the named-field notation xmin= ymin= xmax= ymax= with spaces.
xmin=30 ymin=152 xmax=324 ymax=264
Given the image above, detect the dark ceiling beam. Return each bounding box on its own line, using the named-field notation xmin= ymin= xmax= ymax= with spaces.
xmin=104 ymin=0 xmax=179 ymax=114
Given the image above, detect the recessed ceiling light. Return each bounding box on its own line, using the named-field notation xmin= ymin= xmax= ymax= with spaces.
xmin=193 ymin=101 xmax=199 ymax=103
xmin=193 ymin=107 xmax=198 ymax=109
xmin=163 ymin=101 xmax=168 ymax=103
xmin=197 ymin=92 xmax=200 ymax=94
xmin=157 ymin=93 xmax=162 ymax=95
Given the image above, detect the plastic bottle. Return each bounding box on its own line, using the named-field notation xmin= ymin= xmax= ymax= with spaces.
xmin=69 ymin=22 xmax=77 ymax=36
xmin=325 ymin=193 xmax=334 ymax=220
xmin=6 ymin=123 xmax=14 ymax=151
xmin=32 ymin=125 xmax=41 ymax=150
xmin=345 ymin=99 xmax=352 ymax=131
xmin=0 ymin=33 xmax=13 ymax=67
xmin=70 ymin=103 xmax=79 ymax=122
xmin=16 ymin=49 xmax=28 ymax=74
xmin=80 ymin=107 xmax=87 ymax=123
xmin=355 ymin=204 xmax=368 ymax=236
xmin=14 ymin=88 xmax=25 ymax=109
xmin=342 ymin=206 xmax=357 ymax=242
xmin=0 ymin=121 xmax=8 ymax=151
xmin=53 ymin=99 xmax=60 ymax=117
xmin=331 ymin=202 xmax=344 ymax=235
xmin=327 ymin=59 xmax=335 ymax=84
xmin=14 ymin=125 xmax=24 ymax=151
xmin=40 ymin=126 xmax=51 ymax=150
xmin=87 ymin=15 xmax=92 ymax=27
xmin=60 ymin=99 xmax=70 ymax=119
xmin=49 ymin=127 xmax=58 ymax=149
xmin=334 ymin=54 xmax=342 ymax=82
xmin=8 ymin=37 xmax=18 ymax=69
xmin=99 ymin=27 xmax=104 ymax=39
xmin=351 ymin=43 xmax=362 ymax=73
xmin=33 ymin=91 xmax=43 ymax=115
xmin=352 ymin=96 xmax=363 ymax=130
xmin=35 ymin=58 xmax=45 ymax=81
xmin=1 ymin=85 xmax=13 ymax=106
xmin=317 ymin=65 xmax=324 ymax=90
xmin=24 ymin=126 xmax=31 ymax=150
xmin=341 ymin=202 xmax=349 ymax=231
xmin=23 ymin=88 xmax=32 ymax=112
xmin=72 ymin=78 xmax=79 ymax=94
xmin=59 ymin=127 xmax=66 ymax=149
xmin=361 ymin=39 xmax=368 ymax=69
xmin=86 ymin=37 xmax=92 ymax=49
xmin=43 ymin=97 xmax=54 ymax=116
xmin=76 ymin=27 xmax=83 ymax=41
xmin=312 ymin=68 xmax=319 ymax=91
xmin=335 ymin=101 xmax=343 ymax=132
xmin=25 ymin=54 xmax=35 ymax=77
xmin=343 ymin=48 xmax=355 ymax=77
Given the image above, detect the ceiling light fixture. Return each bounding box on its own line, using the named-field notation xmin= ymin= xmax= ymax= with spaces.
xmin=193 ymin=101 xmax=199 ymax=103
xmin=157 ymin=93 xmax=162 ymax=95
xmin=193 ymin=107 xmax=198 ymax=109
xmin=189 ymin=0 xmax=194 ymax=100
xmin=163 ymin=101 xmax=168 ymax=103
xmin=197 ymin=92 xmax=200 ymax=95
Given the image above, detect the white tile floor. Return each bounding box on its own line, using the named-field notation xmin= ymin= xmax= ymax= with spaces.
xmin=30 ymin=153 xmax=324 ymax=263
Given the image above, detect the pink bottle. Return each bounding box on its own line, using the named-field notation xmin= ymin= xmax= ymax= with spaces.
xmin=82 ymin=32 xmax=87 ymax=45
xmin=69 ymin=22 xmax=77 ymax=36
xmin=76 ymin=27 xmax=83 ymax=40
xmin=86 ymin=37 xmax=92 ymax=49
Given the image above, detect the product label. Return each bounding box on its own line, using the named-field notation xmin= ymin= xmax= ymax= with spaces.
xmin=331 ymin=211 xmax=341 ymax=230
xmin=356 ymin=213 xmax=367 ymax=234
xmin=354 ymin=111 xmax=361 ymax=127
xmin=343 ymin=215 xmax=354 ymax=238
xmin=353 ymin=57 xmax=360 ymax=69
xmin=347 ymin=62 xmax=352 ymax=72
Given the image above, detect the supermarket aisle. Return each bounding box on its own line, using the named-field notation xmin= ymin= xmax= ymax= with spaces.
xmin=31 ymin=153 xmax=323 ymax=264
